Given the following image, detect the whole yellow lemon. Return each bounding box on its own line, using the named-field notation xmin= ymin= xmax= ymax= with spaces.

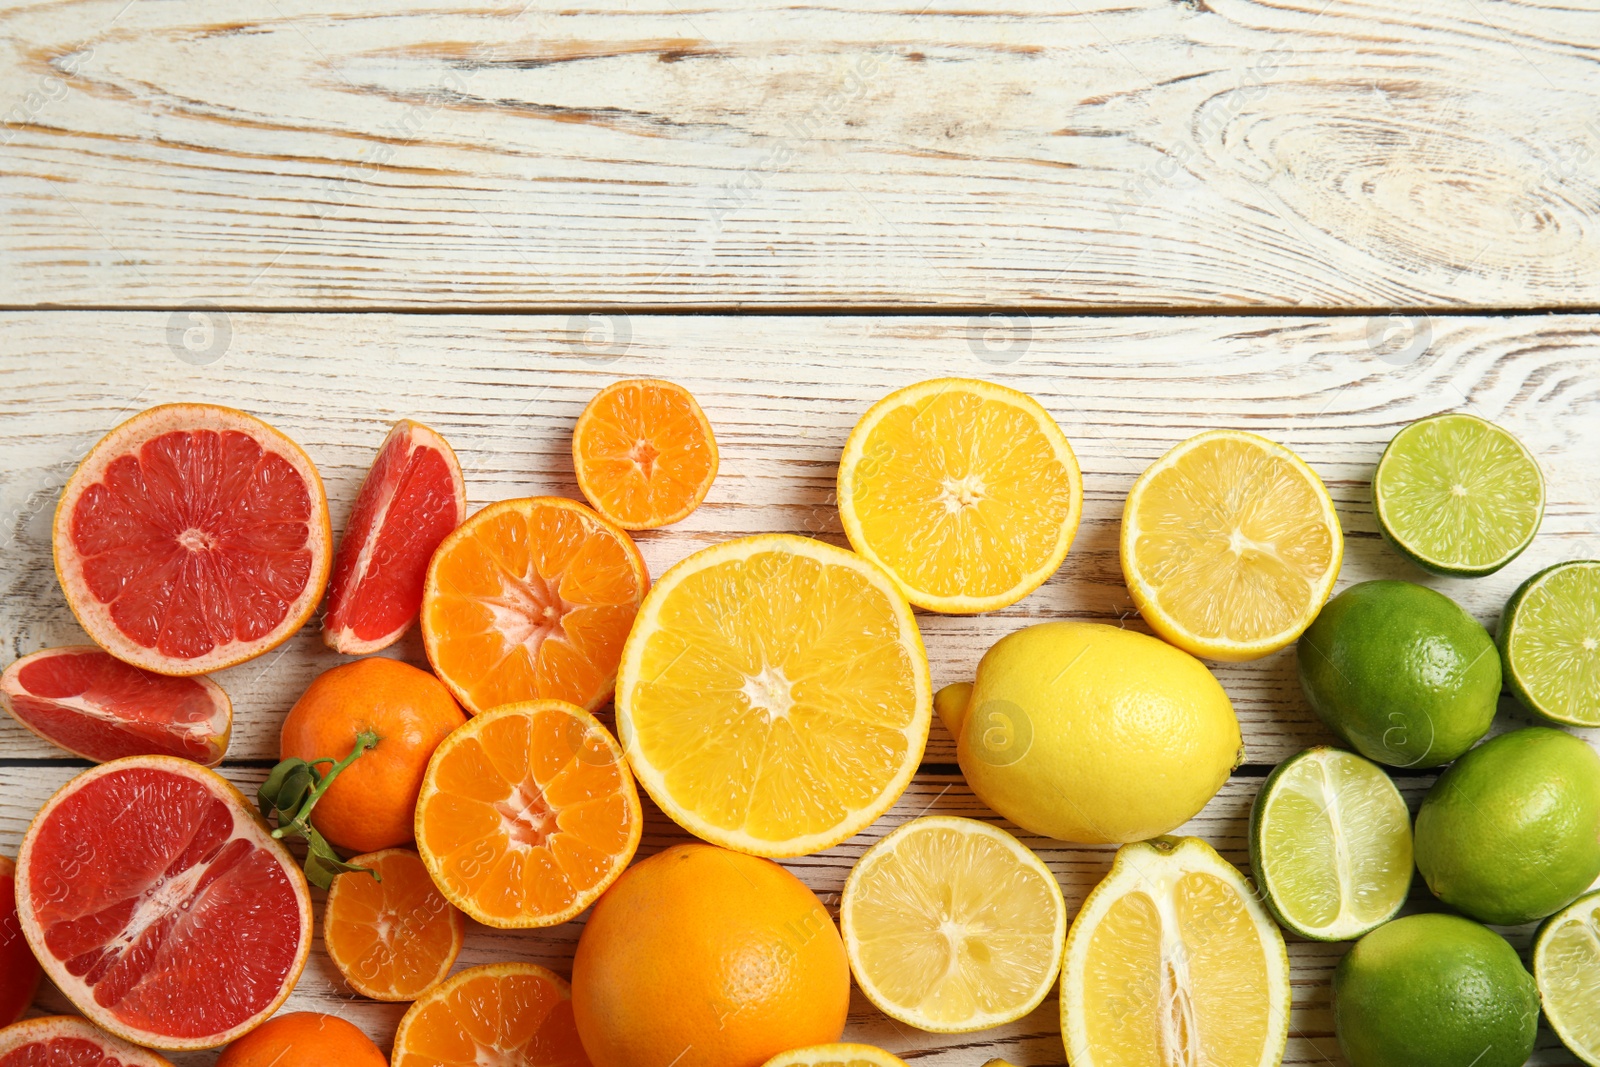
xmin=938 ymin=621 xmax=1242 ymax=844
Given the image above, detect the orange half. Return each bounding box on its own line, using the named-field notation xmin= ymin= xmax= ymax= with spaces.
xmin=421 ymin=497 xmax=649 ymax=714
xmin=573 ymin=379 xmax=718 ymax=530
xmin=415 ymin=701 xmax=642 ymax=929
xmin=392 ymin=963 xmax=591 ymax=1067
xmin=323 ymin=848 xmax=465 ymax=1001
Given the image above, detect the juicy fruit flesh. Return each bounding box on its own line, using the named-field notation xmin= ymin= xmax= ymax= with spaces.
xmin=326 ymin=423 xmax=462 ymax=649
xmin=1 ymin=858 xmax=39 ymax=1025
xmin=1538 ymin=897 xmax=1600 ymax=1057
xmin=1506 ymin=563 xmax=1600 ymax=725
xmin=846 ymin=822 xmax=1062 ymax=1028
xmin=847 ymin=386 xmax=1077 ymax=601
xmin=576 ymin=380 xmax=716 ymax=527
xmin=325 ymin=850 xmax=460 ymax=998
xmin=419 ymin=705 xmax=638 ymax=925
xmin=1079 ymin=872 xmax=1273 ymax=1067
xmin=1376 ymin=414 xmax=1542 ymax=570
xmin=0 ymin=1037 xmax=146 ymax=1067
xmin=1257 ymin=750 xmax=1412 ymax=935
xmin=626 ymin=546 xmax=924 ymax=847
xmin=23 ymin=766 xmax=304 ymax=1041
xmin=1129 ymin=435 xmax=1337 ymax=644
xmin=393 ymin=966 xmax=587 ymax=1067
xmin=4 ymin=649 xmax=225 ymax=762
xmin=70 ymin=429 xmax=317 ymax=662
xmin=425 ymin=500 xmax=644 ymax=712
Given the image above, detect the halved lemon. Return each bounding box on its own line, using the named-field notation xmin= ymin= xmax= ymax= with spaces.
xmin=837 ymin=378 xmax=1082 ymax=614
xmin=1121 ymin=429 xmax=1342 ymax=661
xmin=1061 ymin=836 xmax=1290 ymax=1067
xmin=615 ymin=533 xmax=930 ymax=857
xmin=840 ymin=815 xmax=1067 ymax=1033
xmin=761 ymin=1046 xmax=911 ymax=1067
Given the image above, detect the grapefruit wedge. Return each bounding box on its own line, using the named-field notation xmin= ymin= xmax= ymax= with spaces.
xmin=0 ymin=1016 xmax=175 ymax=1067
xmin=324 ymin=419 xmax=466 ymax=655
xmin=15 ymin=757 xmax=312 ymax=1050
xmin=0 ymin=856 xmax=40 ymax=1025
xmin=2 ymin=646 xmax=231 ymax=765
xmin=53 ymin=404 xmax=332 ymax=676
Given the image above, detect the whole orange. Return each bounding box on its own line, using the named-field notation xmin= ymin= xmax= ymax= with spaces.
xmin=571 ymin=843 xmax=849 ymax=1067
xmin=280 ymin=658 xmax=465 ymax=853
xmin=215 ymin=1012 xmax=386 ymax=1067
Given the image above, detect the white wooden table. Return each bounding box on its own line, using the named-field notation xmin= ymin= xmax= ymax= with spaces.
xmin=3 ymin=3 xmax=1600 ymax=1065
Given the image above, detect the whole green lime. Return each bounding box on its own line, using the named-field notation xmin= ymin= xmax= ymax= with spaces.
xmin=1297 ymin=580 xmax=1499 ymax=768
xmin=1334 ymin=913 xmax=1539 ymax=1067
xmin=1415 ymin=726 xmax=1600 ymax=926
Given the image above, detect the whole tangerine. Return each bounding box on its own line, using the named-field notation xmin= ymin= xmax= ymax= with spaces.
xmin=571 ymin=843 xmax=849 ymax=1067
xmin=280 ymin=658 xmax=465 ymax=853
xmin=215 ymin=1012 xmax=386 ymax=1067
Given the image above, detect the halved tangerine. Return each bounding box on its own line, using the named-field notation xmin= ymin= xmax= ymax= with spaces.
xmin=572 ymin=379 xmax=718 ymax=530
xmin=324 ymin=848 xmax=465 ymax=1001
xmin=53 ymin=404 xmax=332 ymax=676
xmin=0 ymin=1016 xmax=175 ymax=1067
xmin=14 ymin=757 xmax=312 ymax=1050
xmin=0 ymin=856 xmax=40 ymax=1026
xmin=421 ymin=497 xmax=648 ymax=714
xmin=324 ymin=419 xmax=466 ymax=655
xmin=2 ymin=646 xmax=231 ymax=765
xmin=392 ymin=962 xmax=591 ymax=1067
xmin=415 ymin=700 xmax=642 ymax=929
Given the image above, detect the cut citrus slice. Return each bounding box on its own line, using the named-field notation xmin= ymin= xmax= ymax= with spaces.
xmin=14 ymin=756 xmax=312 ymax=1050
xmin=1499 ymin=560 xmax=1600 ymax=727
xmin=1534 ymin=889 xmax=1600 ymax=1067
xmin=616 ymin=533 xmax=931 ymax=857
xmin=324 ymin=848 xmax=465 ymax=1000
xmin=1061 ymin=836 xmax=1290 ymax=1067
xmin=840 ymin=816 xmax=1066 ymax=1033
xmin=1121 ymin=429 xmax=1342 ymax=661
xmin=837 ymin=378 xmax=1082 ymax=614
xmin=1374 ymin=412 xmax=1543 ymax=577
xmin=1 ymin=646 xmax=230 ymax=764
xmin=761 ymin=1046 xmax=910 ymax=1067
xmin=421 ymin=497 xmax=648 ymax=714
xmin=572 ymin=379 xmax=719 ymax=530
xmin=415 ymin=700 xmax=642 ymax=928
xmin=324 ymin=419 xmax=466 ymax=654
xmin=53 ymin=404 xmax=332 ymax=675
xmin=391 ymin=962 xmax=591 ymax=1067
xmin=1249 ymin=747 xmax=1412 ymax=941
xmin=0 ymin=856 xmax=40 ymax=1026
xmin=0 ymin=1016 xmax=175 ymax=1067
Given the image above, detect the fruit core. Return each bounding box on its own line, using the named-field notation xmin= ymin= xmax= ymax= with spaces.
xmin=741 ymin=664 xmax=795 ymax=720
xmin=496 ymin=782 xmax=559 ymax=848
xmin=628 ymin=437 xmax=661 ymax=479
xmin=938 ymin=473 xmax=986 ymax=512
xmin=487 ymin=569 xmax=575 ymax=654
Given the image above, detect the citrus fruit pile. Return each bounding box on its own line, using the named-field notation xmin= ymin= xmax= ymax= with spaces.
xmin=1 ymin=384 xmax=1596 ymax=1067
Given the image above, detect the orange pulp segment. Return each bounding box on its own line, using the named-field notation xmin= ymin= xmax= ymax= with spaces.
xmin=572 ymin=379 xmax=718 ymax=530
xmin=392 ymin=963 xmax=591 ymax=1067
xmin=323 ymin=848 xmax=465 ymax=1001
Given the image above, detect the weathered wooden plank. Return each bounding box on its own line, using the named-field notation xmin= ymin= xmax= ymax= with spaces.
xmin=3 ymin=0 xmax=1599 ymax=309
xmin=1 ymin=768 xmax=1589 ymax=1065
xmin=3 ymin=312 xmax=1598 ymax=765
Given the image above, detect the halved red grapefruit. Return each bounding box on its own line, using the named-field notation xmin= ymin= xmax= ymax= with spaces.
xmin=323 ymin=419 xmax=466 ymax=655
xmin=53 ymin=404 xmax=332 ymax=676
xmin=0 ymin=856 xmax=40 ymax=1025
xmin=0 ymin=1016 xmax=175 ymax=1067
xmin=2 ymin=646 xmax=231 ymax=765
xmin=15 ymin=757 xmax=312 ymax=1050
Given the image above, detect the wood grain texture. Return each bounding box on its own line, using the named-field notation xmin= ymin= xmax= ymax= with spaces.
xmin=3 ymin=0 xmax=1600 ymax=309
xmin=1 ymin=311 xmax=1597 ymax=1064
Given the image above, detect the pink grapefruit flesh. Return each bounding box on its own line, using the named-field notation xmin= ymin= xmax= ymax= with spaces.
xmin=2 ymin=647 xmax=231 ymax=765
xmin=0 ymin=1016 xmax=175 ymax=1067
xmin=15 ymin=757 xmax=312 ymax=1050
xmin=53 ymin=404 xmax=332 ymax=676
xmin=323 ymin=419 xmax=466 ymax=655
xmin=0 ymin=857 xmax=40 ymax=1026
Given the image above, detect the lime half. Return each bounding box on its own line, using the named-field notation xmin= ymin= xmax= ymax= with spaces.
xmin=1500 ymin=560 xmax=1600 ymax=727
xmin=1249 ymin=747 xmax=1413 ymax=941
xmin=1535 ymin=890 xmax=1600 ymax=1066
xmin=1373 ymin=413 xmax=1543 ymax=576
